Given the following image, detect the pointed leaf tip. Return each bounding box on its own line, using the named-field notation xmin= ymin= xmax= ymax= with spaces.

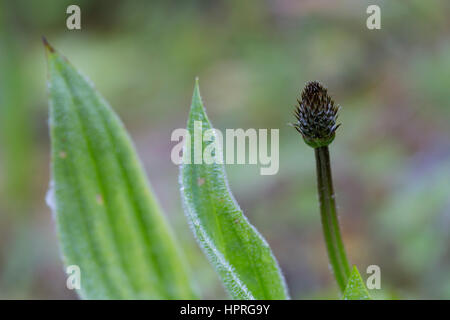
xmin=194 ymin=78 xmax=200 ymax=94
xmin=190 ymin=79 xmax=203 ymax=112
xmin=46 ymin=44 xmax=198 ymax=299
xmin=342 ymin=266 xmax=371 ymax=300
xmin=180 ymin=83 xmax=289 ymax=299
xmin=42 ymin=36 xmax=55 ymax=53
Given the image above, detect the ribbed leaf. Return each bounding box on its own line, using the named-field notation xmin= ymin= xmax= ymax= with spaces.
xmin=342 ymin=266 xmax=371 ymax=300
xmin=45 ymin=41 xmax=197 ymax=299
xmin=179 ymin=80 xmax=289 ymax=300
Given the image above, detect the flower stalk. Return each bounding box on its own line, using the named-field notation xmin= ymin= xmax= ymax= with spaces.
xmin=314 ymin=146 xmax=350 ymax=292
xmin=293 ymin=81 xmax=350 ymax=292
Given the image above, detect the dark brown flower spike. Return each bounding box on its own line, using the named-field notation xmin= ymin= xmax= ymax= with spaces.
xmin=293 ymin=81 xmax=341 ymax=148
xmin=291 ymin=81 xmax=351 ymax=292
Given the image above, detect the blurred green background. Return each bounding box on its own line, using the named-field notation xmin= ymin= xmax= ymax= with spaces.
xmin=1 ymin=0 xmax=450 ymax=299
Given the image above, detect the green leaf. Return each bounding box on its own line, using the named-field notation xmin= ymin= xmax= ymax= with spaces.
xmin=342 ymin=266 xmax=371 ymax=300
xmin=45 ymin=41 xmax=197 ymax=299
xmin=179 ymin=80 xmax=289 ymax=300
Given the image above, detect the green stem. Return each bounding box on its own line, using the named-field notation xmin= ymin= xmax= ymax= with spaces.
xmin=314 ymin=146 xmax=350 ymax=292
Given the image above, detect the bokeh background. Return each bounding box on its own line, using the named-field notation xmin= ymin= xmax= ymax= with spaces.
xmin=1 ymin=0 xmax=450 ymax=299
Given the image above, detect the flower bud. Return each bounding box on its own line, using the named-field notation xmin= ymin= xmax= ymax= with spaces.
xmin=293 ymin=81 xmax=340 ymax=148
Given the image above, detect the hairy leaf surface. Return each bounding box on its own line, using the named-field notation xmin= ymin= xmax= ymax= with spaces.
xmin=342 ymin=266 xmax=371 ymax=300
xmin=46 ymin=42 xmax=197 ymax=299
xmin=179 ymin=80 xmax=288 ymax=300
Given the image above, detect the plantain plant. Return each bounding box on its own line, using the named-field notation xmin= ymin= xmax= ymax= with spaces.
xmin=292 ymin=81 xmax=370 ymax=299
xmin=44 ymin=40 xmax=369 ymax=300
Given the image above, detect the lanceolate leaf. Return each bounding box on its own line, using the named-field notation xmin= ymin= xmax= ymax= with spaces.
xmin=179 ymin=80 xmax=289 ymax=300
xmin=45 ymin=41 xmax=197 ymax=299
xmin=342 ymin=266 xmax=371 ymax=300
